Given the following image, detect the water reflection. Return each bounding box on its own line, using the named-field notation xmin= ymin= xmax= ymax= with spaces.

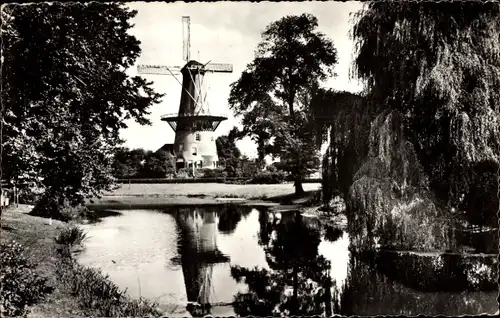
xmin=78 ymin=206 xmax=498 ymax=317
xmin=173 ymin=208 xmax=229 ymax=314
xmin=232 ymin=211 xmax=333 ymax=316
xmin=334 ymin=249 xmax=498 ymax=316
xmin=167 ymin=206 xmax=255 ymax=316
xmin=218 ymin=206 xmax=252 ymax=234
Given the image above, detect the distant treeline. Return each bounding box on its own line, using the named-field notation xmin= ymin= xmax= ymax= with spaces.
xmin=111 ymin=144 xmax=305 ymax=184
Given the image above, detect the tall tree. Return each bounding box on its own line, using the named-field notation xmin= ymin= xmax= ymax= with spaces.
xmin=1 ymin=3 xmax=163 ymax=218
xmin=112 ymin=147 xmax=144 ymax=178
xmin=139 ymin=150 xmax=176 ymax=178
xmin=351 ymin=2 xmax=500 ymax=226
xmin=229 ymin=13 xmax=338 ymax=194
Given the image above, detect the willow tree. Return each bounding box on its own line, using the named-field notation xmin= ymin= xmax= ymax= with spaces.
xmin=229 ymin=13 xmax=338 ymax=194
xmin=2 ymin=3 xmax=163 ymax=218
xmin=351 ymin=1 xmax=500 ymax=226
xmin=310 ymin=89 xmax=370 ymax=204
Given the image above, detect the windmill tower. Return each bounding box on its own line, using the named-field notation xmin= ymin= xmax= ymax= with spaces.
xmin=137 ymin=16 xmax=233 ymax=171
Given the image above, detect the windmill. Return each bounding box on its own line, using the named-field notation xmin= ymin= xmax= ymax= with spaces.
xmin=137 ymin=16 xmax=233 ymax=172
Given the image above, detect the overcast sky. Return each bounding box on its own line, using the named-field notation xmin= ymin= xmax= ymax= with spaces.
xmin=121 ymin=1 xmax=365 ymax=158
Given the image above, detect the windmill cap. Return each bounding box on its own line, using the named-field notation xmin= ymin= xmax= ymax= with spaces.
xmin=182 ymin=60 xmax=205 ymax=71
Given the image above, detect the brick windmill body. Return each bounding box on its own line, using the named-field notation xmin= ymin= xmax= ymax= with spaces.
xmin=138 ymin=17 xmax=233 ymax=172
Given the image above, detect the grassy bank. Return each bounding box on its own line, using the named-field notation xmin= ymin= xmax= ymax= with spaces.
xmin=0 ymin=205 xmax=161 ymax=317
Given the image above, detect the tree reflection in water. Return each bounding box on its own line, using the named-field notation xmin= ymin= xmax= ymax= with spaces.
xmin=231 ymin=210 xmax=333 ymax=316
xmin=218 ymin=206 xmax=252 ymax=234
xmin=333 ymin=248 xmax=498 ymax=316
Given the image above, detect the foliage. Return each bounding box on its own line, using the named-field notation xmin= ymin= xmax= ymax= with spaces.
xmin=112 ymin=148 xmax=149 ymax=178
xmin=351 ymin=1 xmax=500 ymax=226
xmin=139 ymin=150 xmax=176 ymax=178
xmin=55 ymin=225 xmax=88 ymax=247
xmin=29 ymin=195 xmax=90 ymax=222
xmin=249 ymin=171 xmax=285 ymax=184
xmin=1 ymin=3 xmax=163 ymax=219
xmin=229 ymin=13 xmax=338 ymax=194
xmin=59 ymin=204 xmax=91 ymax=221
xmin=0 ymin=241 xmax=52 ymax=317
xmin=216 ymin=128 xmax=242 ymax=177
xmin=176 ymin=168 xmax=193 ymax=179
xmin=113 ymin=148 xmax=176 ymax=179
xmin=313 ymin=90 xmax=372 ymax=204
xmin=270 ymin=111 xmax=321 ymax=190
xmin=56 ymin=258 xmax=161 ymax=317
xmin=201 ymin=168 xmax=227 ymax=179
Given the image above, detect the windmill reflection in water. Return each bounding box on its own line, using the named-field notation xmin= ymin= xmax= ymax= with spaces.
xmin=172 ymin=206 xmax=237 ymax=316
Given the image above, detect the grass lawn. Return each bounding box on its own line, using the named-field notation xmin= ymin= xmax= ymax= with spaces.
xmin=88 ymin=183 xmax=322 ymax=210
xmin=1 ymin=205 xmax=86 ymax=317
xmin=106 ymin=182 xmax=322 ymax=200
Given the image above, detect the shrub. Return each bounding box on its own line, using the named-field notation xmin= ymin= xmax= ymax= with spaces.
xmin=0 ymin=241 xmax=52 ymax=317
xmin=31 ymin=194 xmax=89 ymax=222
xmin=176 ymin=168 xmax=192 ymax=179
xmin=55 ymin=225 xmax=88 ymax=247
xmin=201 ymin=168 xmax=227 ymax=179
xmin=56 ymin=258 xmax=161 ymax=317
xmin=59 ymin=204 xmax=90 ymax=221
xmin=249 ymin=171 xmax=285 ymax=184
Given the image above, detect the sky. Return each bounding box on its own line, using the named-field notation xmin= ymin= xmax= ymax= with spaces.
xmin=121 ymin=1 xmax=365 ymax=158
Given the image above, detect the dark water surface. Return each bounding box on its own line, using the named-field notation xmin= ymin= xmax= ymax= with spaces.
xmin=77 ymin=206 xmax=498 ymax=317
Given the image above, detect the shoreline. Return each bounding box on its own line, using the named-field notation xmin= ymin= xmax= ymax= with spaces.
xmin=1 ymin=204 xmax=163 ymax=317
xmin=86 ymin=194 xmax=281 ymax=210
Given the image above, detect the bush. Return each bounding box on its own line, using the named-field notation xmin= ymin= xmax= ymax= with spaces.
xmin=249 ymin=171 xmax=285 ymax=184
xmin=176 ymin=168 xmax=192 ymax=179
xmin=31 ymin=194 xmax=90 ymax=222
xmin=55 ymin=225 xmax=88 ymax=247
xmin=59 ymin=204 xmax=90 ymax=221
xmin=18 ymin=188 xmax=42 ymax=205
xmin=0 ymin=241 xmax=53 ymax=317
xmin=56 ymin=258 xmax=161 ymax=317
xmin=201 ymin=168 xmax=227 ymax=179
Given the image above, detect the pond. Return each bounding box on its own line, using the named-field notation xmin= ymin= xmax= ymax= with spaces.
xmin=77 ymin=206 xmax=498 ymax=316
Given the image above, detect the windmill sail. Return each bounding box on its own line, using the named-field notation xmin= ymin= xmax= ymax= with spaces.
xmin=137 ymin=65 xmax=182 ymax=75
xmin=205 ymin=63 xmax=233 ymax=73
xmin=182 ymin=16 xmax=191 ymax=61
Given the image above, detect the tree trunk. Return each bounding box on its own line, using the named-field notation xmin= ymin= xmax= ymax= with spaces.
xmin=294 ymin=177 xmax=304 ymax=195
